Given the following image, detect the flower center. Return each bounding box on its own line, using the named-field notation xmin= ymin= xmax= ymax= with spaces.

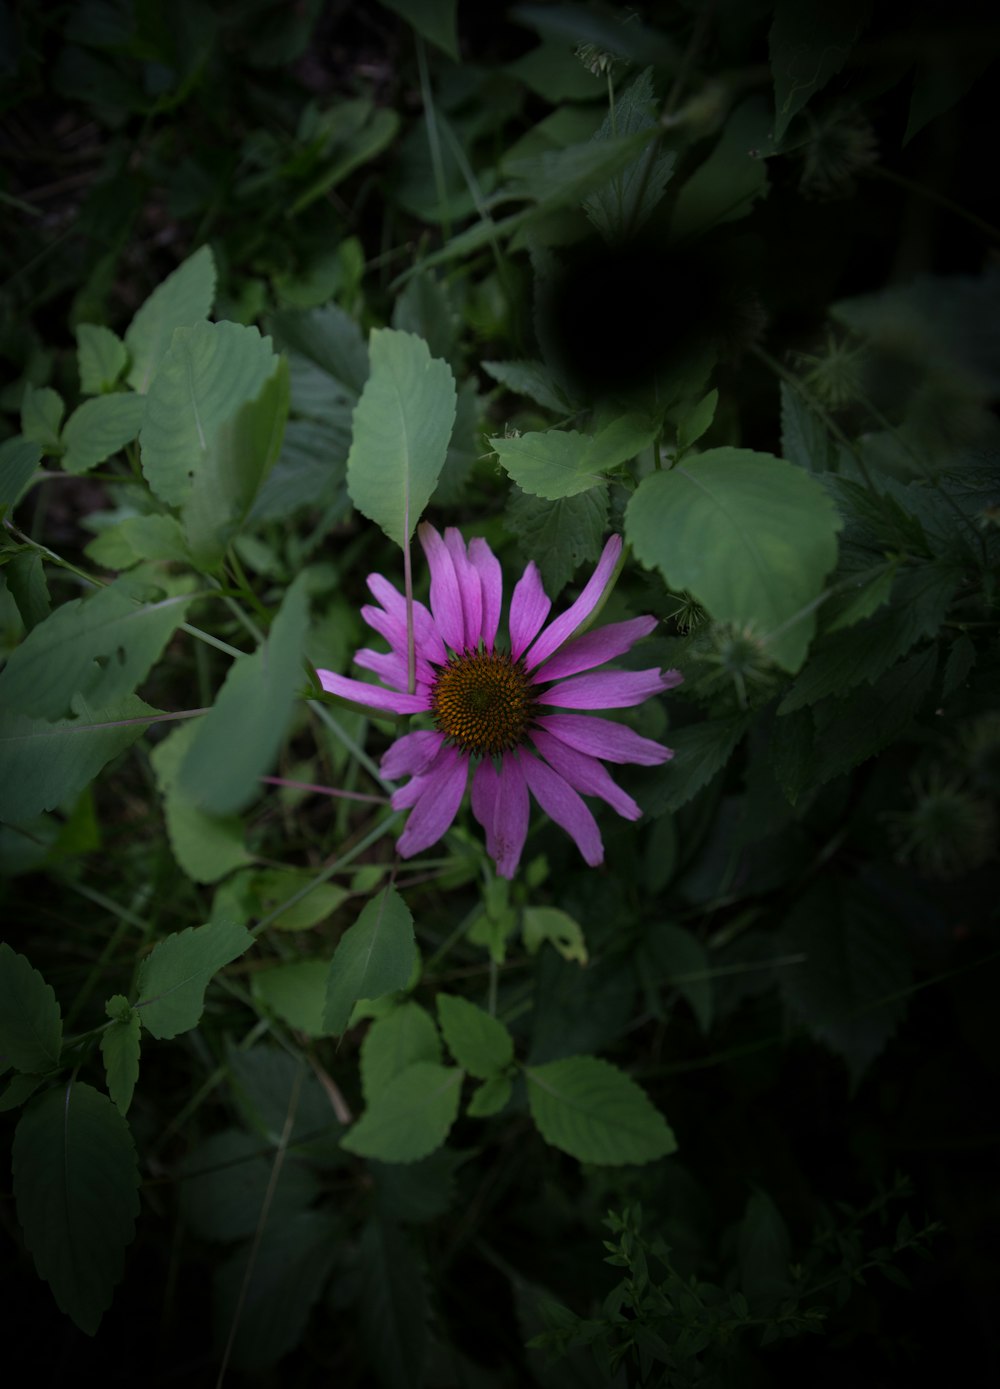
xmin=431 ymin=649 xmax=537 ymax=757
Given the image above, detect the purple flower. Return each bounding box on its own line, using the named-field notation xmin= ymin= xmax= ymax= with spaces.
xmin=317 ymin=525 xmax=681 ymax=878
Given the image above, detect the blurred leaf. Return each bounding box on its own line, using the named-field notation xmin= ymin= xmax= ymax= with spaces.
xmin=149 ymin=718 xmax=251 ymax=884
xmin=4 ymin=550 xmax=50 ymax=631
xmin=0 ymin=943 xmax=62 ymax=1073
xmin=100 ymin=997 xmax=140 ymax=1115
xmin=436 ymin=994 xmax=514 ymax=1078
xmin=346 ymin=328 xmax=457 ymax=548
xmin=642 ymin=717 xmax=751 ymax=816
xmin=341 ymin=1061 xmax=463 ymax=1162
xmin=670 ymin=97 xmax=773 ymax=240
xmin=0 ymin=436 xmax=42 ymax=514
xmin=85 ymin=514 xmax=191 ymax=570
xmin=523 ymin=906 xmax=589 ymax=965
xmin=739 ymin=1190 xmax=792 ymax=1309
xmin=356 ymin=1218 xmax=430 ymax=1387
xmin=780 ymin=382 xmax=835 ymax=473
xmin=20 ymin=385 xmax=64 ymax=452
xmin=271 ymin=304 xmax=369 ymax=396
xmin=136 ymin=919 xmax=253 ymax=1040
xmin=252 ymin=869 xmax=348 ymax=931
xmin=504 ymin=128 xmax=657 ymax=218
xmin=251 ymin=960 xmax=334 ymax=1037
xmin=61 ymin=394 xmax=145 ymax=475
xmin=905 ymin=50 xmax=994 ymax=145
xmin=180 ymin=1130 xmax=321 ymax=1243
xmin=525 ymin=1055 xmax=677 ymax=1165
xmin=769 ymin=0 xmax=873 ymax=143
xmin=483 ymin=358 xmax=574 ymax=413
xmin=467 ymin=1075 xmax=513 ymax=1117
xmin=12 ymin=1081 xmax=139 ymax=1335
xmin=640 ymin=923 xmax=713 ymax=1033
xmin=361 ymin=1001 xmax=442 ymax=1102
xmin=377 ymin=0 xmax=458 ymax=59
xmin=289 ymin=107 xmax=400 ymax=216
xmin=125 ymin=244 xmax=216 ymax=393
xmin=323 ymin=886 xmax=417 ymax=1034
xmin=76 ymin=323 xmax=127 ymax=395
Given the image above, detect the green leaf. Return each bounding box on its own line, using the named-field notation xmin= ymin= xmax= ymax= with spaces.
xmin=482 ymin=358 xmax=573 ymax=413
xmin=626 ymin=448 xmax=841 ymax=672
xmin=12 ymin=1081 xmax=140 ymax=1335
xmin=467 ymin=1074 xmax=512 ymax=1118
xmin=505 ymin=483 xmax=609 ymax=596
xmin=271 ymin=304 xmax=369 ymax=396
xmin=149 ymin=718 xmax=251 ymax=884
xmin=494 ymin=414 xmax=657 ymax=500
xmin=525 ymin=1055 xmax=676 ymax=1165
xmin=669 ymin=97 xmax=772 ymax=240
xmin=346 ymin=328 xmax=457 ymax=548
xmin=780 ymin=382 xmax=834 ymax=472
xmin=377 ymin=0 xmax=458 ymax=59
xmin=0 ymin=695 xmax=158 ymax=825
xmin=125 ymin=244 xmax=216 ymax=393
xmin=739 ymin=1191 xmax=792 ymax=1309
xmin=180 ymin=1129 xmax=321 ymax=1244
xmin=341 ymin=1061 xmax=463 ymax=1162
xmin=504 ymin=128 xmax=658 ymax=218
xmin=824 ymin=560 xmax=899 ymax=633
xmin=61 ymin=394 xmax=145 ymax=474
xmin=139 ymin=319 xmax=277 ymax=507
xmin=642 ymin=716 xmax=751 ymax=816
xmin=356 ymin=1218 xmax=430 ymax=1388
xmin=178 ymin=573 xmax=310 ymax=815
xmin=436 ymin=994 xmax=514 ymax=1078
xmin=582 ymin=69 xmax=676 ymax=240
xmin=251 ymin=960 xmax=334 ymax=1037
xmin=769 ymin=0 xmax=873 ymax=143
xmin=0 ymin=436 xmax=42 ymax=513
xmin=85 ymin=514 xmax=191 ymax=570
xmin=522 ymin=906 xmax=589 ymax=965
xmin=136 ymin=919 xmax=253 ymax=1040
xmin=640 ymin=924 xmax=713 ymax=1033
xmin=323 ymin=886 xmax=417 ymax=1034
xmin=20 ymin=385 xmax=64 ymax=452
xmin=4 ymin=550 xmax=51 ymax=631
xmin=677 ymin=390 xmax=718 ymax=455
xmin=289 ymin=106 xmax=400 ymax=216
xmin=0 ymin=943 xmax=62 ymax=1072
xmin=181 ymin=356 xmax=290 ymax=567
xmin=0 ymin=571 xmax=192 ymax=721
xmin=361 ymin=1001 xmax=442 ymax=1102
xmin=100 ymin=998 xmax=140 ymax=1115
xmin=0 ymin=1072 xmax=45 ymax=1112
xmin=76 ymin=323 xmax=127 ymax=394
xmin=252 ymin=868 xmax=348 ymax=931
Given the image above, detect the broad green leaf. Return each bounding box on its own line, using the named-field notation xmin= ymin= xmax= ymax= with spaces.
xmin=769 ymin=0 xmax=873 ymax=142
xmin=0 ymin=1072 xmax=45 ymax=1112
xmin=76 ymin=323 xmax=127 ymax=394
xmin=0 ymin=695 xmax=158 ymax=825
xmin=642 ymin=716 xmax=751 ymax=816
xmin=670 ymin=97 xmax=772 ymax=240
xmin=780 ymin=382 xmax=834 ymax=472
xmin=149 ymin=718 xmax=251 ymax=884
xmin=323 ymin=886 xmax=417 ymax=1034
xmin=139 ymin=320 xmax=277 ymax=507
xmin=85 ymin=514 xmax=191 ymax=570
xmin=252 ymin=868 xmax=348 ymax=931
xmin=522 ymin=906 xmax=589 ymax=965
xmin=0 ymin=571 xmax=192 ymax=721
xmin=824 ymin=561 xmax=899 ymax=633
xmin=251 ymin=960 xmax=334 ymax=1037
xmin=436 ymin=994 xmax=514 ymax=1078
xmin=0 ymin=436 xmax=42 ymax=512
xmin=181 ymin=356 xmax=290 ymax=567
xmin=391 ymin=270 xmax=457 ymax=365
xmin=677 ymin=390 xmax=718 ymax=455
xmin=582 ymin=69 xmax=676 ymax=240
xmin=626 ymin=448 xmax=841 ymax=671
xmin=178 ymin=573 xmax=310 ymax=815
xmin=0 ymin=943 xmax=62 ymax=1072
xmin=100 ymin=997 xmax=140 ymax=1115
xmin=494 ymin=414 xmax=657 ymax=500
xmin=482 ymin=358 xmax=572 ymax=413
xmin=180 ymin=1130 xmax=321 ymax=1244
xmin=505 ymin=483 xmax=609 ymax=596
xmin=227 ymin=1043 xmax=341 ymax=1152
xmin=125 ymin=244 xmax=216 ymax=392
xmin=341 ymin=1061 xmax=463 ymax=1162
xmin=12 ymin=1081 xmax=140 ymax=1334
xmin=361 ymin=1001 xmax=442 ymax=1102
xmin=356 ymin=1218 xmax=430 ymax=1388
xmin=377 ymin=0 xmax=458 ymax=59
xmin=780 ymin=566 xmax=956 ymax=711
xmin=20 ymin=385 xmax=64 ymax=451
xmin=61 ymin=394 xmax=145 ymax=474
xmin=346 ymin=328 xmax=457 ymax=548
xmin=525 ymin=1055 xmax=676 ymax=1165
xmin=467 ymin=1075 xmax=512 ymax=1117
xmin=739 ymin=1191 xmax=792 ymax=1309
xmin=136 ymin=919 xmax=253 ymax=1040
xmin=640 ymin=923 xmax=713 ymax=1033
xmin=271 ymin=304 xmax=369 ymax=396
xmin=4 ymin=550 xmax=51 ymax=630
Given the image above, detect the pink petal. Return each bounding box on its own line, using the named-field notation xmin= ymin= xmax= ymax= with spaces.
xmin=469 ymin=538 xmax=502 ymax=650
xmin=520 ymin=752 xmax=603 ymax=867
xmin=471 ymin=754 xmax=530 ymax=878
xmin=533 ymin=615 xmax=657 ymax=682
xmin=363 ymin=584 xmax=446 ymax=669
xmin=531 ymin=730 xmax=641 ymax=820
xmin=317 ymin=669 xmax=429 ymax=715
xmin=471 ymin=757 xmax=500 ymax=860
xmin=509 ymin=562 xmax=551 ymax=661
xmin=525 ymin=534 xmax=622 ymax=670
xmin=396 ymin=744 xmax=470 ymax=857
xmin=536 ymin=713 xmax=674 ymax=766
xmin=356 ymin=631 xmax=436 ymax=690
xmin=537 ymin=667 xmax=675 ymax=710
xmin=445 ymin=527 xmax=483 ymax=651
xmin=380 ymin=729 xmax=444 ymax=780
xmin=419 ymin=522 xmax=466 ymax=652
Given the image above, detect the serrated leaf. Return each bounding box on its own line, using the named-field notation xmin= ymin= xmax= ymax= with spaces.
xmin=323 ymin=886 xmax=417 ymax=1034
xmin=582 ymin=68 xmax=676 ymax=240
xmin=0 ymin=943 xmax=63 ymax=1073
xmin=780 ymin=381 xmax=834 ymax=473
xmin=0 ymin=572 xmax=192 ymax=721
xmin=125 ymin=244 xmax=216 ymax=392
xmin=149 ymin=718 xmax=251 ymax=884
xmin=522 ymin=906 xmax=588 ymax=965
xmin=627 ymin=448 xmax=841 ymax=672
xmin=493 ymin=414 xmax=657 ymax=500
xmin=525 ymin=1055 xmax=676 ymax=1165
xmin=0 ymin=695 xmax=158 ymax=825
xmin=341 ymin=1061 xmax=463 ymax=1162
xmin=505 ymin=483 xmax=609 ymax=596
xmin=178 ymin=573 xmax=310 ymax=815
xmin=642 ymin=715 xmax=751 ymax=816
xmin=361 ymin=1001 xmax=442 ymax=1102
xmin=136 ymin=919 xmax=253 ymax=1039
xmin=824 ymin=560 xmax=899 ymax=633
xmin=467 ymin=1074 xmax=512 ymax=1117
xmin=482 ymin=358 xmax=572 ymax=413
xmin=139 ymin=320 xmax=277 ymax=507
xmin=100 ymin=1005 xmax=140 ymax=1115
xmin=0 ymin=436 xmax=42 ymax=513
xmin=436 ymin=994 xmax=514 ymax=1078
xmin=61 ymin=394 xmax=145 ymax=474
xmin=76 ymin=323 xmax=127 ymax=394
xmin=251 ymin=960 xmax=333 ymax=1037
xmin=12 ymin=1081 xmax=140 ymax=1334
xmin=346 ymin=328 xmax=457 ymax=548
xmin=505 ymin=128 xmax=658 ymax=218
xmin=20 ymin=385 xmax=64 ymax=451
xmin=271 ymin=304 xmax=369 ymax=396
xmin=769 ymin=0 xmax=873 ymax=143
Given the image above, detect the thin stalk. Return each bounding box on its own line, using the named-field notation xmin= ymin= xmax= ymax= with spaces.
xmin=309 ymin=700 xmax=389 ymax=789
